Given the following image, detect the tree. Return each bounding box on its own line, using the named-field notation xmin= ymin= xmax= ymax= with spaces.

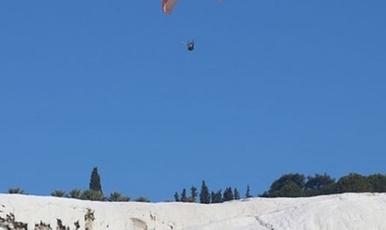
xmin=51 ymin=190 xmax=68 ymax=197
xmin=180 ymin=188 xmax=187 ymax=202
xmin=258 ymin=191 xmax=269 ymax=197
xmin=135 ymin=196 xmax=150 ymax=202
xmin=199 ymin=180 xmax=210 ymax=204
xmin=245 ymin=185 xmax=253 ymax=198
xmin=69 ymin=189 xmax=83 ymax=199
xmin=89 ymin=167 xmax=102 ymax=193
xmin=81 ymin=189 xmax=104 ymax=201
xmin=271 ymin=182 xmax=304 ymax=197
xmin=189 ymin=186 xmax=198 ymax=202
xmin=211 ymin=189 xmax=222 ymax=203
xmin=336 ymin=173 xmax=372 ymax=193
xmin=223 ymin=187 xmax=234 ymax=202
xmin=267 ymin=173 xmax=306 ymax=197
xmin=107 ymin=192 xmax=130 ymax=202
xmin=367 ymin=174 xmax=386 ymax=192
xmin=8 ymin=188 xmax=26 ymax=194
xmin=234 ymin=188 xmax=240 ymax=200
xmin=304 ymin=173 xmax=336 ymax=196
xmin=174 ymin=192 xmax=180 ymax=202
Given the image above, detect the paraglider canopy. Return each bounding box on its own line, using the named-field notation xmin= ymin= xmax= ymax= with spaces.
xmin=162 ymin=0 xmax=178 ymax=14
xmin=162 ymin=0 xmax=222 ymax=15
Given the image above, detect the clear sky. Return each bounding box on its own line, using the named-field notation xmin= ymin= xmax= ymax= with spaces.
xmin=1 ymin=0 xmax=385 ymax=202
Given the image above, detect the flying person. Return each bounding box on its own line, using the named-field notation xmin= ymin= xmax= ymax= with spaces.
xmin=186 ymin=40 xmax=194 ymax=51
xmin=161 ymin=0 xmax=221 ymax=51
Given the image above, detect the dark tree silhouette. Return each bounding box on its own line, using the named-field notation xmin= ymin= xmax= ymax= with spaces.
xmin=245 ymin=185 xmax=253 ymax=198
xmin=190 ymin=186 xmax=198 ymax=202
xmin=174 ymin=192 xmax=180 ymax=202
xmin=223 ymin=187 xmax=234 ymax=201
xmin=234 ymin=188 xmax=240 ymax=200
xmin=367 ymin=174 xmax=386 ymax=192
xmin=305 ymin=173 xmax=336 ymax=196
xmin=211 ymin=189 xmax=222 ymax=203
xmin=180 ymin=188 xmax=187 ymax=202
xmin=268 ymin=173 xmax=306 ymax=197
xmin=200 ymin=180 xmax=210 ymax=204
xmin=89 ymin=167 xmax=103 ymax=193
xmin=337 ymin=173 xmax=372 ymax=193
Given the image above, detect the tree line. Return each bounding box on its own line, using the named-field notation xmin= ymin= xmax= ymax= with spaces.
xmin=174 ymin=172 xmax=386 ymax=204
xmin=6 ymin=168 xmax=386 ymax=203
xmin=260 ymin=172 xmax=386 ymax=198
xmin=173 ymin=182 xmax=253 ymax=203
xmin=7 ymin=167 xmax=149 ymax=202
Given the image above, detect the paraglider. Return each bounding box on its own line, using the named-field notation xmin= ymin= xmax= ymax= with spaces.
xmin=162 ymin=0 xmax=178 ymax=15
xmin=162 ymin=0 xmax=222 ymax=51
xmin=162 ymin=0 xmax=222 ymax=15
xmin=186 ymin=40 xmax=194 ymax=51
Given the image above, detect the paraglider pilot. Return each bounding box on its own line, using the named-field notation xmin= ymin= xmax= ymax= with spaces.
xmin=186 ymin=40 xmax=194 ymax=51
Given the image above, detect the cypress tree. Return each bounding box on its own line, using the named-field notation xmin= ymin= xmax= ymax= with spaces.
xmin=199 ymin=180 xmax=210 ymax=204
xmin=223 ymin=187 xmax=234 ymax=201
xmin=245 ymin=185 xmax=253 ymax=198
xmin=211 ymin=189 xmax=222 ymax=203
xmin=190 ymin=186 xmax=198 ymax=202
xmin=234 ymin=188 xmax=240 ymax=200
xmin=89 ymin=167 xmax=103 ymax=193
xmin=181 ymin=188 xmax=187 ymax=202
xmin=174 ymin=192 xmax=180 ymax=202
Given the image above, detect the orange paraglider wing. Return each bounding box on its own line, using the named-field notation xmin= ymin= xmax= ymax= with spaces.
xmin=162 ymin=0 xmax=179 ymax=15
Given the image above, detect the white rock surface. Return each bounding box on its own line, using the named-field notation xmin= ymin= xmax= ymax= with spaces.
xmin=1 ymin=193 xmax=386 ymax=230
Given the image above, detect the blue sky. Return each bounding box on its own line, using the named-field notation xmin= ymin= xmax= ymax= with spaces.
xmin=1 ymin=0 xmax=385 ymax=202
